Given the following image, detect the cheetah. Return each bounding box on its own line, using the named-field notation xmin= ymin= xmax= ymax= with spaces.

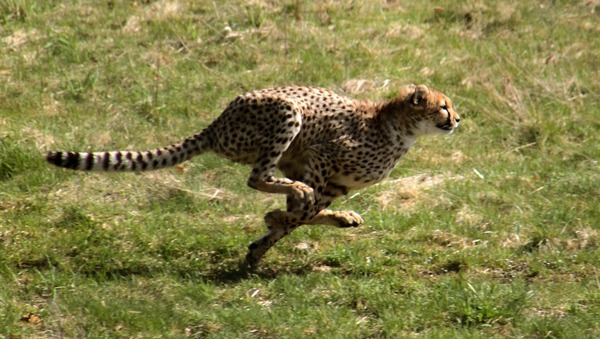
xmin=46 ymin=84 xmax=460 ymax=268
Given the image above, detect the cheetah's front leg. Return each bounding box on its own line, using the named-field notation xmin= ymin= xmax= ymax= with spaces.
xmin=281 ymin=193 xmax=365 ymax=228
xmin=302 ymin=188 xmax=364 ymax=228
xmin=305 ymin=209 xmax=364 ymax=228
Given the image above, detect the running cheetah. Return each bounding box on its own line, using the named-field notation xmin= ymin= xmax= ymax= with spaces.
xmin=46 ymin=84 xmax=460 ymax=268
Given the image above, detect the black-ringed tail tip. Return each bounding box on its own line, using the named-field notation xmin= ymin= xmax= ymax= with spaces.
xmin=45 ymin=137 xmax=204 ymax=172
xmin=45 ymin=150 xmax=161 ymax=171
xmin=46 ymin=151 xmax=82 ymax=169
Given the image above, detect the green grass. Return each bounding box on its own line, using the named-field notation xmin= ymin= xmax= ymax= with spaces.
xmin=1 ymin=0 xmax=599 ymax=337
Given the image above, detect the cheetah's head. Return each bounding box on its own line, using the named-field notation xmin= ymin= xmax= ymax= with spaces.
xmin=400 ymin=84 xmax=460 ymax=136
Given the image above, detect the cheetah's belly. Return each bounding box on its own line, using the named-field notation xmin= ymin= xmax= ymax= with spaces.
xmin=328 ymin=169 xmax=391 ymax=191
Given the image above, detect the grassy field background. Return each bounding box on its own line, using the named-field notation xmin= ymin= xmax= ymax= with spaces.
xmin=1 ymin=0 xmax=599 ymax=337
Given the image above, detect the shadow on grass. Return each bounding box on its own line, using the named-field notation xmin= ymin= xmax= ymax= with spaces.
xmin=41 ymin=256 xmax=319 ymax=285
xmin=190 ymin=260 xmax=317 ymax=285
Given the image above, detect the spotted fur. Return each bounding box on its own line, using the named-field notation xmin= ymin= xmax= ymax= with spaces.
xmin=46 ymin=84 xmax=460 ymax=267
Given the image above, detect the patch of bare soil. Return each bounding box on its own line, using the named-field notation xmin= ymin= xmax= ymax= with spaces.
xmin=374 ymin=173 xmax=461 ymax=210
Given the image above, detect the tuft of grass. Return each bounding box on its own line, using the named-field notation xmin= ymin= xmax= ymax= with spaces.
xmin=1 ymin=0 xmax=599 ymax=337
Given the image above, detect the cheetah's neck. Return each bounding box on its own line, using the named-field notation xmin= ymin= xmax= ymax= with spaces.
xmin=367 ymin=100 xmax=420 ymax=150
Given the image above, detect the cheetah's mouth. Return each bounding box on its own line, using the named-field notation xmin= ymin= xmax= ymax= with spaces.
xmin=436 ymin=124 xmax=454 ymax=132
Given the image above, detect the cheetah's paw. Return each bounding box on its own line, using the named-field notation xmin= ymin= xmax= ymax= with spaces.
xmin=335 ymin=211 xmax=364 ymax=228
xmin=291 ymin=182 xmax=315 ymax=205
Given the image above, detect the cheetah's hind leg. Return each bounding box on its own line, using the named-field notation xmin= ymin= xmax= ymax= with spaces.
xmin=243 ymin=98 xmax=316 ymax=206
xmin=245 ymin=150 xmax=335 ymax=268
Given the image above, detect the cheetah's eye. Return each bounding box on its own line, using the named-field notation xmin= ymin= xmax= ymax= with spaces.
xmin=440 ymin=105 xmax=448 ymax=112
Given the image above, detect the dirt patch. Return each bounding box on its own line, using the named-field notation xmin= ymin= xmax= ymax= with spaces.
xmin=502 ymin=228 xmax=598 ymax=252
xmin=374 ymin=173 xmax=461 ymax=210
xmin=385 ymin=24 xmax=424 ymax=40
xmin=455 ymin=205 xmax=486 ymax=227
xmin=430 ymin=230 xmax=471 ymax=249
xmin=123 ymin=0 xmax=186 ymax=34
xmin=3 ymin=29 xmax=39 ymax=50
xmin=340 ymin=79 xmax=393 ymax=96
xmin=341 ymin=79 xmax=375 ymax=95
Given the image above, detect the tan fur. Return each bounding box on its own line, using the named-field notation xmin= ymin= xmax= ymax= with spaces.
xmin=46 ymin=84 xmax=460 ymax=267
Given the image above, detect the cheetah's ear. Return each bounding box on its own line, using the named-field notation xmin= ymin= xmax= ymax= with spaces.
xmin=411 ymin=85 xmax=429 ymax=105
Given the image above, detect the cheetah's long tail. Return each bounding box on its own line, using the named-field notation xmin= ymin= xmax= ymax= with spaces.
xmin=46 ymin=132 xmax=206 ymax=172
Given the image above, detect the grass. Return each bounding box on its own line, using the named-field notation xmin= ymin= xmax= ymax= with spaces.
xmin=1 ymin=0 xmax=599 ymax=337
